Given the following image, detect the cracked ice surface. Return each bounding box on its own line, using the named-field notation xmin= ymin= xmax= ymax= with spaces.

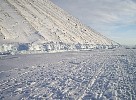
xmin=0 ymin=48 xmax=136 ymax=100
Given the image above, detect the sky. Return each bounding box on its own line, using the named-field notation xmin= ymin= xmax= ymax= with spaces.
xmin=51 ymin=0 xmax=136 ymax=46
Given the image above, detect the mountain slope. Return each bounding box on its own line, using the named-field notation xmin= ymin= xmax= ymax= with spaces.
xmin=0 ymin=0 xmax=119 ymax=53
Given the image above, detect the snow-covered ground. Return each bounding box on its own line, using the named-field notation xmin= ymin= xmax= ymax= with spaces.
xmin=0 ymin=48 xmax=136 ymax=100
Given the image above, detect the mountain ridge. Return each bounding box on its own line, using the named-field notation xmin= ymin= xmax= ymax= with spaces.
xmin=0 ymin=0 xmax=119 ymax=54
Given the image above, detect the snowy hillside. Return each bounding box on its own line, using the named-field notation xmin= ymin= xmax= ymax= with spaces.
xmin=0 ymin=0 xmax=119 ymax=54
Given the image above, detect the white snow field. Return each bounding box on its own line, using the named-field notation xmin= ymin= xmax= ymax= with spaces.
xmin=0 ymin=0 xmax=119 ymax=54
xmin=0 ymin=48 xmax=136 ymax=100
xmin=0 ymin=0 xmax=135 ymax=100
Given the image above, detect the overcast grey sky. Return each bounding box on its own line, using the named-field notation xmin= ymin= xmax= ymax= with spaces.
xmin=51 ymin=0 xmax=136 ymax=45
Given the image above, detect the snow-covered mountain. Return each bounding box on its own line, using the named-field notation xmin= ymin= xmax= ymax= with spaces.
xmin=0 ymin=0 xmax=119 ymax=54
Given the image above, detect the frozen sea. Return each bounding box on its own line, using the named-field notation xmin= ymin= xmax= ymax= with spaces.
xmin=0 ymin=48 xmax=136 ymax=100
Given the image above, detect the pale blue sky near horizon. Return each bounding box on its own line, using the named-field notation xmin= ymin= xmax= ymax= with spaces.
xmin=51 ymin=0 xmax=136 ymax=46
